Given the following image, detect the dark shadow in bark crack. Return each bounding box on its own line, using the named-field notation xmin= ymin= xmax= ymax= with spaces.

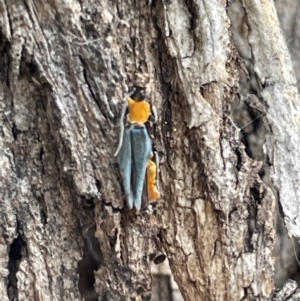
xmin=78 ymin=226 xmax=103 ymax=301
xmin=7 ymin=232 xmax=27 ymax=300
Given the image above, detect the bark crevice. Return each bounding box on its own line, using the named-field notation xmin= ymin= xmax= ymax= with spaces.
xmin=7 ymin=228 xmax=27 ymax=300
xmin=78 ymin=226 xmax=103 ymax=301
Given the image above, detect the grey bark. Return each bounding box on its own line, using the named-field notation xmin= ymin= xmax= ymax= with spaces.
xmin=229 ymin=0 xmax=300 ymax=289
xmin=0 ymin=0 xmax=298 ymax=301
xmin=239 ymin=0 xmax=300 ymax=242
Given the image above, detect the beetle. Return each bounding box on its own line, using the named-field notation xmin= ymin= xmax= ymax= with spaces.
xmin=115 ymin=86 xmax=160 ymax=211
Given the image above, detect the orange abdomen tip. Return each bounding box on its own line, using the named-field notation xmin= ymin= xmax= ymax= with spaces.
xmin=147 ymin=160 xmax=160 ymax=202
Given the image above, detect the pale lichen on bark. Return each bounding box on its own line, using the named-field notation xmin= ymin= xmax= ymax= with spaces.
xmin=240 ymin=0 xmax=300 ymax=242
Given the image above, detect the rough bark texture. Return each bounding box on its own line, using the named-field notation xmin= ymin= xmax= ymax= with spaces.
xmin=271 ymin=4 xmax=300 ymax=286
xmin=275 ymin=0 xmax=300 ymax=93
xmin=239 ymin=0 xmax=300 ymax=243
xmin=154 ymin=1 xmax=274 ymax=300
xmin=2 ymin=0 xmax=298 ymax=300
xmin=229 ymin=0 xmax=300 ymax=289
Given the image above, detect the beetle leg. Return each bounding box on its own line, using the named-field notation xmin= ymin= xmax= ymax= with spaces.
xmin=154 ymin=151 xmax=160 ymax=188
xmin=146 ymin=155 xmax=161 ymax=205
xmin=150 ymin=105 xmax=158 ymax=123
xmin=114 ymin=102 xmax=128 ymax=157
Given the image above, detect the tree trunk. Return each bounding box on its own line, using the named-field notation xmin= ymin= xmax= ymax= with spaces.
xmin=229 ymin=0 xmax=300 ymax=290
xmin=0 ymin=0 xmax=298 ymax=300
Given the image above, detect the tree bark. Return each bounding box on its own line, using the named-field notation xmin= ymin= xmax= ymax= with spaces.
xmin=155 ymin=1 xmax=274 ymax=299
xmin=229 ymin=0 xmax=300 ymax=289
xmin=239 ymin=0 xmax=300 ymax=242
xmin=0 ymin=0 xmax=298 ymax=300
